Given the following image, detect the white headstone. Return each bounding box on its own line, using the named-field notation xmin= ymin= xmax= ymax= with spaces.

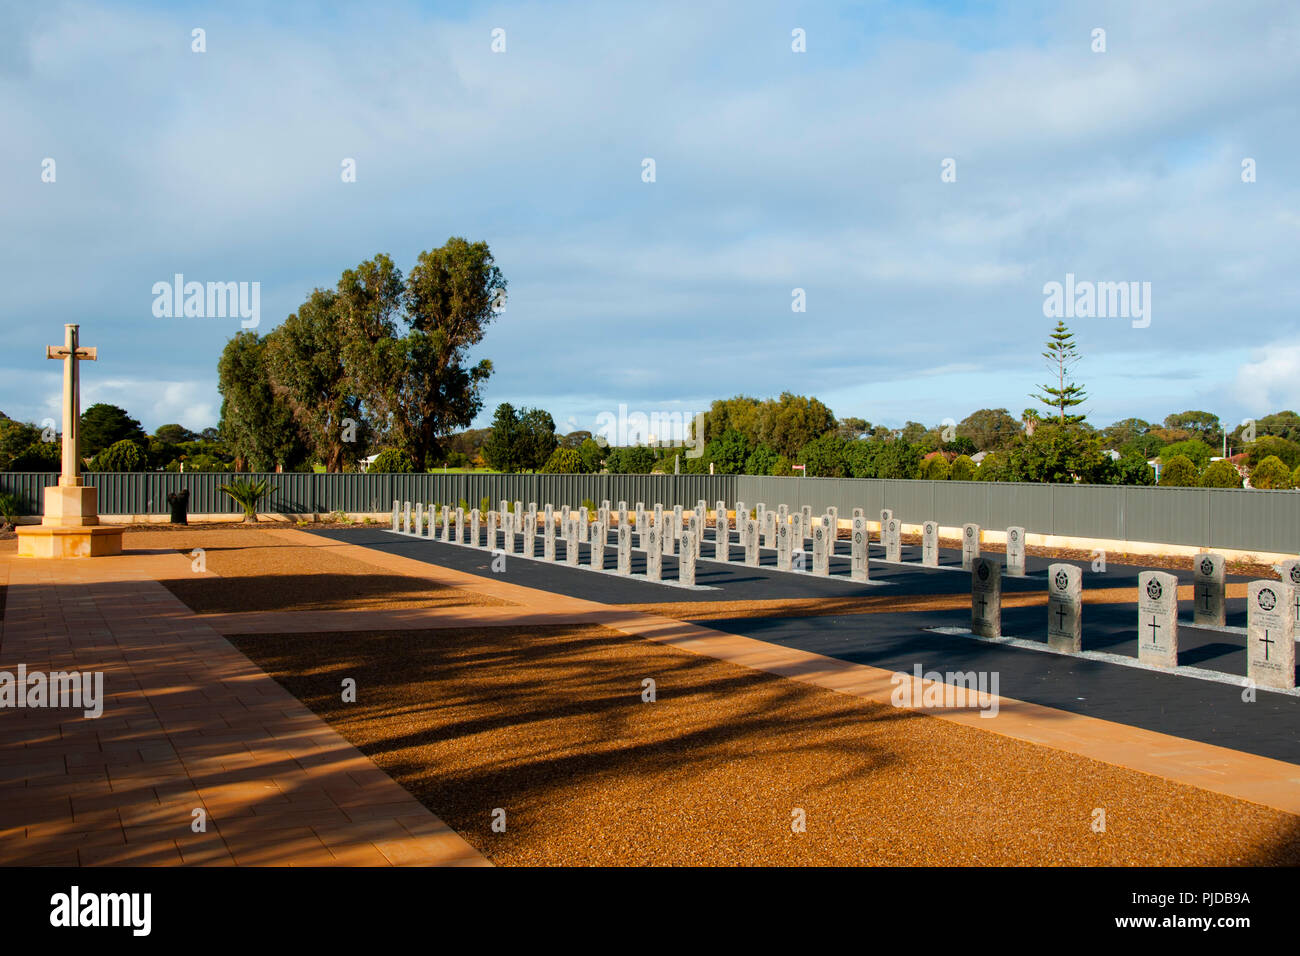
xmin=646 ymin=524 xmax=662 ymax=581
xmin=735 ymin=501 xmax=747 ymax=548
xmin=486 ymin=510 xmax=498 ymax=550
xmin=776 ymin=519 xmax=792 ymax=572
xmin=502 ymin=510 xmax=515 ymax=554
xmin=885 ymin=518 xmax=901 ymax=563
xmin=565 ymin=517 xmax=580 ymax=566
xmin=1247 ymin=579 xmax=1296 ymax=690
xmin=617 ymin=523 xmax=632 ymax=575
xmin=971 ymin=558 xmax=1001 ymax=638
xmin=811 ymin=524 xmax=828 ymax=575
xmin=1006 ymin=526 xmax=1026 ymax=577
xmin=441 ymin=504 xmax=451 ymax=542
xmin=403 ymin=501 xmax=411 ymax=534
xmin=821 ymin=514 xmax=834 ymax=557
xmin=543 ymin=512 xmax=556 ymax=561
xmin=1193 ymin=553 xmax=1226 ymax=627
xmin=1047 ymin=563 xmax=1083 ymax=652
xmin=715 ymin=506 xmax=728 ymax=562
xmin=470 ymin=508 xmax=481 ymax=547
xmin=1281 ymin=560 xmax=1300 ymax=630
xmin=880 ymin=508 xmax=893 ymax=544
xmin=744 ymin=518 xmax=759 ymax=566
xmin=1138 ymin=571 xmax=1179 ymax=668
xmin=764 ymin=508 xmax=777 ymax=549
xmin=826 ymin=507 xmax=838 ymax=554
xmin=415 ymin=502 xmax=424 ymax=537
xmin=392 ymin=500 xmax=400 ymax=532
xmin=962 ymin=523 xmax=980 ymax=571
xmin=454 ymin=507 xmax=464 ymax=544
xmin=850 ymin=516 xmax=869 ymax=582
xmin=679 ymin=530 xmax=696 ymax=585
xmin=589 ymin=521 xmax=606 ymax=569
xmin=921 ymin=521 xmax=938 ymax=566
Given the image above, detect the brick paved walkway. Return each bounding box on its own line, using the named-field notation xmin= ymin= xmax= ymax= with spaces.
xmin=0 ymin=546 xmax=486 ymax=866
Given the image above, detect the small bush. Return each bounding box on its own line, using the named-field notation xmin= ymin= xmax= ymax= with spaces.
xmin=9 ymin=441 xmax=60 ymax=471
xmin=1199 ymin=460 xmax=1243 ymax=489
xmin=91 ymin=439 xmax=146 ymax=472
xmin=1250 ymin=455 xmax=1293 ymax=490
xmin=949 ymin=454 xmax=977 ymax=481
xmin=368 ymin=448 xmax=414 ymax=473
xmin=1158 ymin=455 xmax=1199 ymax=487
xmin=921 ymin=455 xmax=951 ymax=481
xmin=540 ymin=447 xmax=582 ymax=473
xmin=0 ymin=491 xmax=22 ymax=530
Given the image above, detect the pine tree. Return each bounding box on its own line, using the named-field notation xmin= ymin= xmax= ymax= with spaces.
xmin=1033 ymin=320 xmax=1087 ymax=426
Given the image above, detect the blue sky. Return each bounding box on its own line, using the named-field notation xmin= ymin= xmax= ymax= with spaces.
xmin=2 ymin=0 xmax=1297 ymax=438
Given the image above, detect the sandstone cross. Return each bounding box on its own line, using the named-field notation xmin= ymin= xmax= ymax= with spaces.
xmin=46 ymin=324 xmax=97 ymax=486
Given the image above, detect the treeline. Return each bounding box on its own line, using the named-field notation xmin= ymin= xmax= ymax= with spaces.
xmin=0 ymin=404 xmax=230 ymax=473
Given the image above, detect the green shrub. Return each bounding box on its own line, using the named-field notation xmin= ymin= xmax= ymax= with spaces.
xmin=1246 ymin=436 xmax=1300 ymax=471
xmin=976 ymin=452 xmax=1007 ymax=481
xmin=921 ymin=455 xmax=951 ymax=480
xmin=770 ymin=455 xmax=795 ymax=477
xmin=1199 ymin=459 xmax=1243 ymax=489
xmin=219 ymin=477 xmax=271 ymax=522
xmin=1158 ymin=439 xmax=1214 ymax=469
xmin=540 ymin=447 xmax=582 ymax=473
xmin=91 ymin=439 xmax=146 ymax=472
xmin=9 ymin=440 xmax=60 ymax=471
xmin=1158 ymin=455 xmax=1199 ymax=487
xmin=478 ymin=496 xmax=490 ymax=513
xmin=368 ymin=448 xmax=414 ymax=473
xmin=581 ymin=498 xmax=595 ymax=513
xmin=0 ymin=491 xmax=22 ymax=529
xmin=744 ymin=444 xmax=779 ymax=476
xmin=1250 ymin=455 xmax=1293 ymax=489
xmin=949 ymin=454 xmax=977 ymax=481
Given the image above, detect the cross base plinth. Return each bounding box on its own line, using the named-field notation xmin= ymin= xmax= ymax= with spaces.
xmin=17 ymin=525 xmax=124 ymax=558
xmin=17 ymin=484 xmax=123 ymax=557
xmin=41 ymin=483 xmax=102 ymax=527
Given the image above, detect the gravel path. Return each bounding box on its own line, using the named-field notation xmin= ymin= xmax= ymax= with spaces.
xmin=232 ymin=624 xmax=1300 ymax=866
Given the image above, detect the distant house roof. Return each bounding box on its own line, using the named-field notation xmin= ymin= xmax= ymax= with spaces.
xmin=971 ymin=451 xmax=988 ymax=464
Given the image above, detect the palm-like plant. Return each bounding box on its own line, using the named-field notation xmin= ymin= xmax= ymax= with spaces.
xmin=219 ymin=478 xmax=271 ymax=522
xmin=0 ymin=491 xmax=21 ymax=531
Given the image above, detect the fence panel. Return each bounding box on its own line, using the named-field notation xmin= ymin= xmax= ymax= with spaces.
xmin=3 ymin=472 xmax=1297 ymax=554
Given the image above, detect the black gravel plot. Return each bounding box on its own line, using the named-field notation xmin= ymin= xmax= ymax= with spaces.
xmin=696 ymin=610 xmax=1300 ymax=765
xmin=310 ymin=527 xmax=1298 ymax=762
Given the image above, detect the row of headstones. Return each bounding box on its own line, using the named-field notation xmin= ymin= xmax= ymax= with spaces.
xmin=966 ymin=552 xmax=1299 ymax=690
xmin=392 ymin=498 xmax=707 ymax=584
xmin=389 ymin=497 xmax=879 ymax=584
xmin=391 ymin=499 xmax=1038 ymax=582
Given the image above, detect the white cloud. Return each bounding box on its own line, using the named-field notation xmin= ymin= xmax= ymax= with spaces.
xmin=1233 ymin=344 xmax=1300 ymax=413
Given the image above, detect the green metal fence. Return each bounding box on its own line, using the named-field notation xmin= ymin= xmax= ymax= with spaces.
xmin=4 ymin=471 xmax=1297 ymax=554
